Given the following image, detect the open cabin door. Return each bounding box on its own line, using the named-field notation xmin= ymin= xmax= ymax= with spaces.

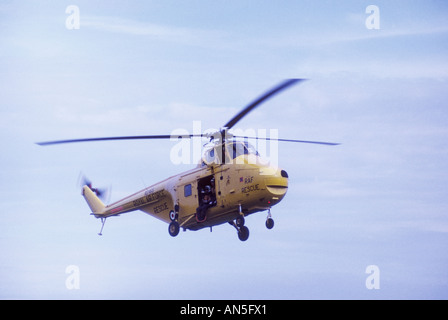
xmin=196 ymin=174 xmax=217 ymax=222
xmin=197 ymin=175 xmax=217 ymax=207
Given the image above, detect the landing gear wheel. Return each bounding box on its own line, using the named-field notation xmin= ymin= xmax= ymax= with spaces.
xmin=238 ymin=226 xmax=250 ymax=241
xmin=236 ymin=215 xmax=245 ymax=227
xmin=266 ymin=218 xmax=274 ymax=230
xmin=169 ymin=210 xmax=177 ymax=222
xmin=168 ymin=221 xmax=180 ymax=237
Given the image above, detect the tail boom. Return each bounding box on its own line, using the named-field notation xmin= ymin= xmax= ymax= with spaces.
xmin=82 ymin=185 xmax=106 ymax=216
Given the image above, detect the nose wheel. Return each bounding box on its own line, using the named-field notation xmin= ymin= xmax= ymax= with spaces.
xmin=266 ymin=218 xmax=274 ymax=229
xmin=266 ymin=209 xmax=274 ymax=230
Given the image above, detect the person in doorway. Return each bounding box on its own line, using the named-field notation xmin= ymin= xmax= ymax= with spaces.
xmin=196 ymin=186 xmax=213 ymax=222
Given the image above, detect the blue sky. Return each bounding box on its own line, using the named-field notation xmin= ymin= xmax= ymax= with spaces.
xmin=1 ymin=0 xmax=448 ymax=299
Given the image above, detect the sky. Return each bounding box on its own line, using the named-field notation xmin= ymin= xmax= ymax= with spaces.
xmin=1 ymin=0 xmax=448 ymax=300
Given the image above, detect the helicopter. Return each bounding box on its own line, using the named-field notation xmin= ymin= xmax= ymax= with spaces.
xmin=37 ymin=79 xmax=339 ymax=241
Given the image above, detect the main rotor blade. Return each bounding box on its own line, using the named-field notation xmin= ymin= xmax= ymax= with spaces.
xmin=223 ymin=78 xmax=306 ymax=130
xmin=36 ymin=134 xmax=204 ymax=146
xmin=232 ymin=135 xmax=340 ymax=146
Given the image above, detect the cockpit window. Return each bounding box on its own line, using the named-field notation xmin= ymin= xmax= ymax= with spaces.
xmin=227 ymin=142 xmax=259 ymax=160
xmin=244 ymin=142 xmax=259 ymax=157
xmin=201 ymin=141 xmax=259 ymax=166
xmin=202 ymin=144 xmax=222 ymax=166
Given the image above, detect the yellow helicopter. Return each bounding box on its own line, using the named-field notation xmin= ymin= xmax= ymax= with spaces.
xmin=37 ymin=79 xmax=339 ymax=241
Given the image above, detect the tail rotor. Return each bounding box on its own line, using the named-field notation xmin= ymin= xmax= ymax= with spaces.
xmin=78 ymin=173 xmax=111 ymax=203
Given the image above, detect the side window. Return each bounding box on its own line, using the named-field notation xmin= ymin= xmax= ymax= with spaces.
xmin=184 ymin=184 xmax=192 ymax=197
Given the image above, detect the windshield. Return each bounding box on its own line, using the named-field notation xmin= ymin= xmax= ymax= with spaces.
xmin=200 ymin=141 xmax=260 ymax=166
xmin=227 ymin=141 xmax=259 ymax=159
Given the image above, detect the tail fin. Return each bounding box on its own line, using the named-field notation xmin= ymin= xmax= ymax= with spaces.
xmin=82 ymin=185 xmax=106 ymax=215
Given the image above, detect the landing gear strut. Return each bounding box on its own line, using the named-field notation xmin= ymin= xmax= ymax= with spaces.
xmin=236 ymin=204 xmax=245 ymax=228
xmin=233 ymin=204 xmax=249 ymax=241
xmin=98 ymin=218 xmax=106 ymax=236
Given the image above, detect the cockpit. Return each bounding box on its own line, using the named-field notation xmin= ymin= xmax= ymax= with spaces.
xmin=228 ymin=141 xmax=259 ymax=159
xmin=201 ymin=141 xmax=260 ymax=166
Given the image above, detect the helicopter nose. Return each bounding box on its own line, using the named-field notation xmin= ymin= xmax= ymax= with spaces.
xmin=265 ymin=168 xmax=288 ymax=197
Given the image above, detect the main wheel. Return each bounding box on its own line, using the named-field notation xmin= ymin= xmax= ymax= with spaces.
xmin=168 ymin=221 xmax=180 ymax=237
xmin=266 ymin=218 xmax=274 ymax=229
xmin=238 ymin=226 xmax=250 ymax=241
xmin=236 ymin=215 xmax=245 ymax=227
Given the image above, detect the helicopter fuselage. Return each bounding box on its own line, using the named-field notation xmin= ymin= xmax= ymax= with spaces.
xmin=86 ymin=143 xmax=288 ymax=235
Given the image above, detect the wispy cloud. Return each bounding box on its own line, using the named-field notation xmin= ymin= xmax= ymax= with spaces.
xmin=81 ymin=16 xmax=224 ymax=47
xmin=79 ymin=14 xmax=448 ymax=81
